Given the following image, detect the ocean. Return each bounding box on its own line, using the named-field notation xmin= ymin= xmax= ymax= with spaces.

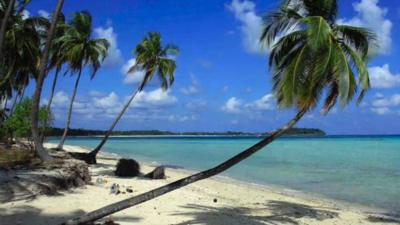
xmin=49 ymin=135 xmax=400 ymax=212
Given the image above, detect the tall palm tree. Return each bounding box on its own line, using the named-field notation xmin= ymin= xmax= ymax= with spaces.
xmin=46 ymin=13 xmax=69 ymax=113
xmin=56 ymin=11 xmax=109 ymax=150
xmin=63 ymin=1 xmax=377 ymax=224
xmin=0 ymin=0 xmax=16 ymax=58
xmin=80 ymin=32 xmax=178 ymax=164
xmin=31 ymin=0 xmax=64 ymax=162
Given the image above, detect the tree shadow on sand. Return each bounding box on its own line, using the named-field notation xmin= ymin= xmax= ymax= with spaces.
xmin=0 ymin=205 xmax=142 ymax=225
xmin=172 ymin=200 xmax=339 ymax=225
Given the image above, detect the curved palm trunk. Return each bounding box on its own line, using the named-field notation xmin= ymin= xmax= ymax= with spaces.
xmin=0 ymin=0 xmax=15 ymax=58
xmin=57 ymin=68 xmax=82 ymax=150
xmin=31 ymin=0 xmax=64 ymax=162
xmin=63 ymin=109 xmax=307 ymax=225
xmin=46 ymin=67 xmax=61 ymax=112
xmin=84 ymin=87 xmax=140 ymax=164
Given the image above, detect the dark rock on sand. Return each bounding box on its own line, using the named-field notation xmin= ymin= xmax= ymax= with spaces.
xmin=114 ymin=158 xmax=140 ymax=177
xmin=144 ymin=166 xmax=166 ymax=179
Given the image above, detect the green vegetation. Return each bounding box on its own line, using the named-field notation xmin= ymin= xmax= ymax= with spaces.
xmin=1 ymin=98 xmax=52 ymax=142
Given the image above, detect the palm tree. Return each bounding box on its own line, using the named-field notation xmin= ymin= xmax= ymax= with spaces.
xmin=63 ymin=1 xmax=376 ymax=224
xmin=80 ymin=32 xmax=178 ymax=164
xmin=46 ymin=13 xmax=69 ymax=113
xmin=0 ymin=0 xmax=16 ymax=58
xmin=56 ymin=11 xmax=109 ymax=150
xmin=31 ymin=0 xmax=64 ymax=162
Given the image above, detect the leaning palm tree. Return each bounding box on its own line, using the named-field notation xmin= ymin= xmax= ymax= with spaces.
xmin=31 ymin=0 xmax=64 ymax=162
xmin=46 ymin=13 xmax=69 ymax=113
xmin=56 ymin=11 xmax=109 ymax=150
xmin=77 ymin=32 xmax=178 ymax=164
xmin=64 ymin=1 xmax=376 ymax=224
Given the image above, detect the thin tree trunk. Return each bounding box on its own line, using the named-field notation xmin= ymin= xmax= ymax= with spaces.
xmin=46 ymin=67 xmax=61 ymax=112
xmin=0 ymin=0 xmax=15 ymax=59
xmin=9 ymin=92 xmax=18 ymax=114
xmin=18 ymin=86 xmax=25 ymax=104
xmin=57 ymin=68 xmax=82 ymax=150
xmin=88 ymin=87 xmax=141 ymax=161
xmin=31 ymin=0 xmax=64 ymax=162
xmin=2 ymin=95 xmax=8 ymax=111
xmin=63 ymin=109 xmax=307 ymax=225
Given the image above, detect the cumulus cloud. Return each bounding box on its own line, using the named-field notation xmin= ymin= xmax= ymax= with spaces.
xmin=338 ymin=0 xmax=392 ymax=55
xmin=94 ymin=25 xmax=123 ymax=67
xmin=222 ymin=94 xmax=275 ymax=114
xmin=227 ymin=0 xmax=265 ymax=54
xmin=49 ymin=89 xmax=178 ymax=121
xmin=371 ymin=94 xmax=400 ymax=115
xmin=168 ymin=115 xmax=197 ymax=123
xmin=121 ymin=58 xmax=146 ymax=85
xmin=222 ymin=97 xmax=243 ymax=113
xmin=369 ymin=64 xmax=400 ymax=88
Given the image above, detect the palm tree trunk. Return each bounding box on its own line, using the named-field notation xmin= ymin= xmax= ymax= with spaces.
xmin=57 ymin=68 xmax=82 ymax=150
xmin=0 ymin=0 xmax=16 ymax=58
xmin=2 ymin=96 xmax=8 ymax=111
xmin=86 ymin=87 xmax=141 ymax=163
xmin=31 ymin=0 xmax=64 ymax=162
xmin=63 ymin=109 xmax=307 ymax=225
xmin=18 ymin=86 xmax=25 ymax=104
xmin=46 ymin=67 xmax=61 ymax=112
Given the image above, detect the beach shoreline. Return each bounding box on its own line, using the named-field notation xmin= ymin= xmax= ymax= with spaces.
xmin=0 ymin=143 xmax=398 ymax=225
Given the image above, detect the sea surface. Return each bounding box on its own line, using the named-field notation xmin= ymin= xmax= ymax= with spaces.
xmin=49 ymin=135 xmax=400 ymax=212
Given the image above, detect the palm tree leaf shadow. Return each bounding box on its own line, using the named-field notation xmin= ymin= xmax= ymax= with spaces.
xmin=171 ymin=200 xmax=339 ymax=225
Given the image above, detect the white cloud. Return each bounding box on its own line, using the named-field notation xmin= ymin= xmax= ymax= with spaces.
xmin=94 ymin=25 xmax=123 ymax=67
xmin=338 ymin=0 xmax=392 ymax=55
xmin=93 ymin=92 xmax=119 ymax=108
xmin=49 ymin=89 xmax=178 ymax=120
xmin=245 ymin=93 xmax=275 ymax=111
xmin=227 ymin=0 xmax=266 ymax=54
xmin=22 ymin=10 xmax=30 ymax=19
xmin=180 ymin=74 xmax=200 ymax=95
xmin=369 ymin=64 xmax=400 ymax=88
xmin=38 ymin=10 xmax=50 ymax=19
xmin=371 ymin=94 xmax=400 ymax=115
xmin=222 ymin=94 xmax=276 ymax=114
xmin=222 ymin=97 xmax=243 ymax=113
xmin=131 ymin=89 xmax=177 ymax=109
xmin=121 ymin=58 xmax=145 ymax=85
xmin=168 ymin=115 xmax=197 ymax=123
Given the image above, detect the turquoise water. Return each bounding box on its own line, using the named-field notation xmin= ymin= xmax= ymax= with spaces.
xmin=49 ymin=135 xmax=400 ymax=212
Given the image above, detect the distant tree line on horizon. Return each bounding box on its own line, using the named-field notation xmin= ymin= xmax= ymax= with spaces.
xmin=46 ymin=127 xmax=326 ymax=137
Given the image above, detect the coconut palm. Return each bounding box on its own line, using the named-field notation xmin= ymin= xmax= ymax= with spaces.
xmin=31 ymin=0 xmax=64 ymax=162
xmin=56 ymin=11 xmax=109 ymax=150
xmin=63 ymin=1 xmax=377 ymax=224
xmin=81 ymin=32 xmax=178 ymax=164
xmin=46 ymin=13 xmax=69 ymax=113
xmin=0 ymin=0 xmax=16 ymax=58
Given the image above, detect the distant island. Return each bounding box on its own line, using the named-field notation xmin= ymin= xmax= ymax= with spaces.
xmin=47 ymin=127 xmax=326 ymax=137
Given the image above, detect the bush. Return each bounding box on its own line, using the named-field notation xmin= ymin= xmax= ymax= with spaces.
xmin=114 ymin=158 xmax=140 ymax=177
xmin=2 ymin=98 xmax=52 ymax=139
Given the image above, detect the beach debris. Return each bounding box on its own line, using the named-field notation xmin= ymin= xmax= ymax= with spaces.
xmin=144 ymin=166 xmax=166 ymax=179
xmin=110 ymin=183 xmax=120 ymax=195
xmin=126 ymin=187 xmax=133 ymax=193
xmin=96 ymin=178 xmax=108 ymax=186
xmin=114 ymin=158 xmax=140 ymax=177
xmin=213 ymin=198 xmax=218 ymax=203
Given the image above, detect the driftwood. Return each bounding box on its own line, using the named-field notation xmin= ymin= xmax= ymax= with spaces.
xmin=144 ymin=166 xmax=166 ymax=179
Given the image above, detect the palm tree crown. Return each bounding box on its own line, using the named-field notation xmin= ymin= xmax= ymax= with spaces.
xmin=129 ymin=32 xmax=179 ymax=91
xmin=57 ymin=11 xmax=109 ymax=76
xmin=261 ymin=0 xmax=376 ymax=114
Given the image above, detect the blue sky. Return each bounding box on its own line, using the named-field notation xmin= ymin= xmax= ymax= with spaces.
xmin=22 ymin=0 xmax=400 ymax=134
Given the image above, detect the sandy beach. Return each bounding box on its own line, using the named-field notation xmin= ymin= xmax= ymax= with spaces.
xmin=0 ymin=143 xmax=397 ymax=225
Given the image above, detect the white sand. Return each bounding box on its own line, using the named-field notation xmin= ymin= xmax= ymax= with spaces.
xmin=0 ymin=143 xmax=397 ymax=225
